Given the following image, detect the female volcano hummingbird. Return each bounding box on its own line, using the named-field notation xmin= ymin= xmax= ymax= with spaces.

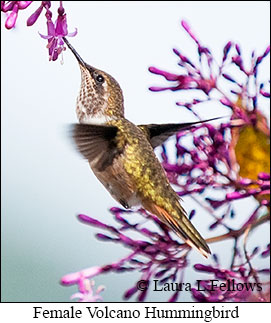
xmin=64 ymin=38 xmax=215 ymax=258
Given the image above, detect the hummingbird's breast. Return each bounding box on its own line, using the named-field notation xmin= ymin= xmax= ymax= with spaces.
xmin=89 ymin=150 xmax=141 ymax=209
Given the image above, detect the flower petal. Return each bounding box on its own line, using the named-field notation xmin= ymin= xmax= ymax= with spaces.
xmin=5 ymin=4 xmax=19 ymax=29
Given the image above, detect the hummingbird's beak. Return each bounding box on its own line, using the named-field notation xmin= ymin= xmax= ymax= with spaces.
xmin=63 ymin=37 xmax=86 ymax=68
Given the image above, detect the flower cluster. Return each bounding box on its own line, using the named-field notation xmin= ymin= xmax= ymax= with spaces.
xmin=61 ymin=20 xmax=270 ymax=302
xmin=62 ymin=209 xmax=192 ymax=302
xmin=1 ymin=1 xmax=32 ymax=29
xmin=192 ymin=262 xmax=269 ymax=302
xmin=1 ymin=1 xmax=77 ymax=61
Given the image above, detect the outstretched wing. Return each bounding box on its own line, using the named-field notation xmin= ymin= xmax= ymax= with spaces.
xmin=138 ymin=116 xmax=222 ymax=148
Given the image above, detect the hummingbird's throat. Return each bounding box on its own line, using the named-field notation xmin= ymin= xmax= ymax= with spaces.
xmin=76 ymin=67 xmax=125 ymax=124
xmin=76 ymin=69 xmax=111 ymax=123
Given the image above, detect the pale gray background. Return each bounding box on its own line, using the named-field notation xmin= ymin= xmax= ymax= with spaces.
xmin=1 ymin=1 xmax=270 ymax=302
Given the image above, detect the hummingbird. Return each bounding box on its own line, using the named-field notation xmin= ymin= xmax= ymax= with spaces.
xmin=64 ymin=38 xmax=215 ymax=258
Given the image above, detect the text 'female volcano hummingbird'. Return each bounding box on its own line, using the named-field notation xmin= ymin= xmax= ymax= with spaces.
xmin=64 ymin=38 xmax=218 ymax=258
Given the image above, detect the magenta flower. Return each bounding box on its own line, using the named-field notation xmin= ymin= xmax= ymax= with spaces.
xmin=26 ymin=1 xmax=51 ymax=27
xmin=192 ymin=260 xmax=269 ymax=302
xmin=39 ymin=4 xmax=77 ymax=61
xmin=1 ymin=1 xmax=32 ymax=29
xmin=149 ymin=61 xmax=216 ymax=94
xmin=2 ymin=1 xmax=77 ymax=62
xmin=148 ymin=67 xmax=195 ymax=92
xmin=61 ymin=209 xmax=190 ymax=302
xmin=148 ymin=19 xmax=270 ymax=115
xmin=149 ymin=20 xmax=217 ymax=95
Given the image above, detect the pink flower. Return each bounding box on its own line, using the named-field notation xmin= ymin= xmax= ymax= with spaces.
xmin=26 ymin=1 xmax=51 ymax=26
xmin=71 ymin=278 xmax=105 ymax=302
xmin=39 ymin=4 xmax=77 ymax=61
xmin=2 ymin=1 xmax=78 ymax=62
xmin=1 ymin=1 xmax=32 ymax=29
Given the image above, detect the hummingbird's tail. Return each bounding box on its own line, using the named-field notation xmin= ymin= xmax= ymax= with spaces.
xmin=144 ymin=203 xmax=211 ymax=258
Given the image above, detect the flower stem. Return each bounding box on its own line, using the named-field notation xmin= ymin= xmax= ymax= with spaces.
xmin=206 ymin=213 xmax=270 ymax=244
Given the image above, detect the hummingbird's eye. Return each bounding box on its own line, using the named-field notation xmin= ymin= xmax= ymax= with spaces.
xmin=95 ymin=74 xmax=104 ymax=84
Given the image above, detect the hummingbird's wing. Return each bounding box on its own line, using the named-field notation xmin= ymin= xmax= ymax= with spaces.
xmin=71 ymin=123 xmax=120 ymax=172
xmin=138 ymin=116 xmax=222 ymax=148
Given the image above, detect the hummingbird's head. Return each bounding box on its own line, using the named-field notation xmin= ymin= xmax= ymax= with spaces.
xmin=64 ymin=38 xmax=124 ymax=124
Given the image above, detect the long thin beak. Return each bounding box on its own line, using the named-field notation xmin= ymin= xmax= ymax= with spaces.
xmin=63 ymin=37 xmax=86 ymax=67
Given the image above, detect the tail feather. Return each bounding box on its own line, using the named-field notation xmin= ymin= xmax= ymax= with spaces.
xmin=145 ymin=203 xmax=211 ymax=258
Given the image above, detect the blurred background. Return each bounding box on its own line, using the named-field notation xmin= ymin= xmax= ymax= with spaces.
xmin=1 ymin=1 xmax=270 ymax=301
